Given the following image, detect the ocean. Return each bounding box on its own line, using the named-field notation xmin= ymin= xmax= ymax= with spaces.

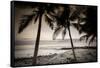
xmin=15 ymin=39 xmax=96 ymax=58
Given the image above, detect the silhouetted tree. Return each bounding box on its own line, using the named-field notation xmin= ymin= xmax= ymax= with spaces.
xmin=71 ymin=6 xmax=97 ymax=45
xmin=18 ymin=3 xmax=56 ymax=65
xmin=52 ymin=5 xmax=77 ymax=61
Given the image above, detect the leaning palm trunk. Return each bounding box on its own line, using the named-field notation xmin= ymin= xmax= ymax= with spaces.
xmin=32 ymin=14 xmax=42 ymax=65
xmin=67 ymin=20 xmax=77 ymax=61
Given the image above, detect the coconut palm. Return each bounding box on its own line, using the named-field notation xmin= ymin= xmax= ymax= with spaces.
xmin=80 ymin=6 xmax=97 ymax=45
xmin=71 ymin=6 xmax=97 ymax=45
xmin=52 ymin=5 xmax=77 ymax=61
xmin=18 ymin=3 xmax=56 ymax=65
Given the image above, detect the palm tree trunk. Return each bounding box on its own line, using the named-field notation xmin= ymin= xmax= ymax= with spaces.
xmin=67 ymin=21 xmax=77 ymax=61
xmin=32 ymin=14 xmax=42 ymax=65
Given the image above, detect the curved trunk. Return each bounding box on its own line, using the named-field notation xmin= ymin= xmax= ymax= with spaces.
xmin=32 ymin=14 xmax=42 ymax=65
xmin=67 ymin=21 xmax=77 ymax=61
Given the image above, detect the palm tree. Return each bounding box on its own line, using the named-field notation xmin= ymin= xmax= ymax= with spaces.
xmin=52 ymin=5 xmax=77 ymax=61
xmin=80 ymin=6 xmax=97 ymax=45
xmin=18 ymin=3 xmax=56 ymax=65
xmin=71 ymin=6 xmax=97 ymax=45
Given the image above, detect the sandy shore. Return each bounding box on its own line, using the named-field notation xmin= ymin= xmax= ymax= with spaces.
xmin=15 ymin=48 xmax=97 ymax=67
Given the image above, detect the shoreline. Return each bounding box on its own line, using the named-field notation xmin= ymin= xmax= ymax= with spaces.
xmin=15 ymin=48 xmax=97 ymax=66
xmin=15 ymin=46 xmax=97 ymax=58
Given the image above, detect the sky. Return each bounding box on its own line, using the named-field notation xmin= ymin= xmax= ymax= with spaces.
xmin=15 ymin=3 xmax=85 ymax=41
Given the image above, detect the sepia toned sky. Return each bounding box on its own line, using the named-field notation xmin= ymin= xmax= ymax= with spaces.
xmin=15 ymin=4 xmax=85 ymax=41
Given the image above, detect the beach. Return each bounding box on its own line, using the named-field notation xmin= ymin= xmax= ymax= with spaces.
xmin=14 ymin=39 xmax=97 ymax=66
xmin=15 ymin=48 xmax=97 ymax=66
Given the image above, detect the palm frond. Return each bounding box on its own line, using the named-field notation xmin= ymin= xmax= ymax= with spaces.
xmin=72 ymin=23 xmax=79 ymax=30
xmin=80 ymin=34 xmax=87 ymax=41
xmin=89 ymin=35 xmax=96 ymax=45
xmin=85 ymin=34 xmax=92 ymax=43
xmin=45 ymin=15 xmax=54 ymax=30
xmin=46 ymin=4 xmax=57 ymax=15
xmin=62 ymin=28 xmax=67 ymax=40
xmin=79 ymin=34 xmax=90 ymax=43
xmin=53 ymin=26 xmax=62 ymax=40
xmin=18 ymin=14 xmax=35 ymax=33
xmin=34 ymin=13 xmax=39 ymax=23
